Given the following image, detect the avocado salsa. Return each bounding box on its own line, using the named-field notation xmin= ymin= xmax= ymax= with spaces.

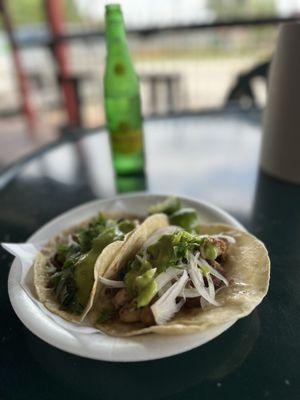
xmin=46 ymin=213 xmax=138 ymax=315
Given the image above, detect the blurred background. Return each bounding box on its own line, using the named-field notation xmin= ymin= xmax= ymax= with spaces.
xmin=0 ymin=0 xmax=299 ymax=169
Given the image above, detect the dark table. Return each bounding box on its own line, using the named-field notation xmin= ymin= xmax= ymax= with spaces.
xmin=1 ymin=109 xmax=299 ymax=400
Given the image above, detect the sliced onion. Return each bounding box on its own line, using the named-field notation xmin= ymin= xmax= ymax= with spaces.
xmin=197 ymin=257 xmax=229 ymax=286
xmin=142 ymin=225 xmax=181 ymax=250
xmin=155 ymin=267 xmax=183 ymax=291
xmin=201 ymin=286 xmax=224 ymax=309
xmin=158 ymin=281 xmax=172 ymax=297
xmin=200 ymin=296 xmax=208 ymax=309
xmin=98 ymin=276 xmax=126 ymax=288
xmin=188 ymin=264 xmax=219 ymax=306
xmin=182 ymin=288 xmax=201 ymax=298
xmin=151 ymin=270 xmax=188 ymax=325
xmin=207 ymin=274 xmax=215 ymax=298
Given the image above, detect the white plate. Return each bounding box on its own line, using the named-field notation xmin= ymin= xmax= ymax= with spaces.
xmin=8 ymin=193 xmax=244 ymax=362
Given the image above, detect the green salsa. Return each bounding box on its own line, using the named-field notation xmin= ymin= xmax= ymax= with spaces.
xmin=48 ymin=213 xmax=138 ymax=314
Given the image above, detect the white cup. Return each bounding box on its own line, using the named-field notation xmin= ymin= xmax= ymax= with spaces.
xmin=261 ymin=22 xmax=300 ymax=184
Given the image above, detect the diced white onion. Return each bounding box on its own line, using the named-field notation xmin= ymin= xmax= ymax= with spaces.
xmin=142 ymin=225 xmax=181 ymax=250
xmin=151 ymin=270 xmax=188 ymax=325
xmin=98 ymin=276 xmax=126 ymax=288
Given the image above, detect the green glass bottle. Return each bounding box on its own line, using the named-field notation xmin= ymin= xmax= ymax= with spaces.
xmin=104 ymin=4 xmax=145 ymax=177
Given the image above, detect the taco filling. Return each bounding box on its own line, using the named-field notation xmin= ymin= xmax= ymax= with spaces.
xmin=97 ymin=228 xmax=235 ymax=326
xmin=43 ymin=213 xmax=138 ymax=315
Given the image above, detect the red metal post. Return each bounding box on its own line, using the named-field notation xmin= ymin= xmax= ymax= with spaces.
xmin=44 ymin=0 xmax=80 ymax=127
xmin=0 ymin=0 xmax=36 ymax=135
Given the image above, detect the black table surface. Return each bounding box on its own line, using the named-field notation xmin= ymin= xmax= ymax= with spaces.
xmin=1 ymin=109 xmax=299 ymax=400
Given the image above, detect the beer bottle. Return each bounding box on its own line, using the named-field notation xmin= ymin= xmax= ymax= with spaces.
xmin=104 ymin=4 xmax=145 ymax=178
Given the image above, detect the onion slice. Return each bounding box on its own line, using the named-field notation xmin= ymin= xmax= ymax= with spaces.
xmin=200 ymin=296 xmax=208 ymax=309
xmin=98 ymin=276 xmax=126 ymax=288
xmin=158 ymin=281 xmax=172 ymax=297
xmin=197 ymin=257 xmax=229 ymax=286
xmin=151 ymin=270 xmax=188 ymax=325
xmin=182 ymin=288 xmax=201 ymax=298
xmin=155 ymin=267 xmax=183 ymax=292
xmin=201 ymin=286 xmax=224 ymax=309
xmin=207 ymin=273 xmax=215 ymax=299
xmin=188 ymin=264 xmax=219 ymax=306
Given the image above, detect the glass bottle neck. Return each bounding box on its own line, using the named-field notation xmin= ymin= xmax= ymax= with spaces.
xmin=105 ymin=13 xmax=129 ymax=53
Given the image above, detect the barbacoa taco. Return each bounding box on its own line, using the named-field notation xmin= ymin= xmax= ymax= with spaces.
xmin=89 ymin=200 xmax=270 ymax=336
xmin=33 ymin=211 xmax=142 ymax=323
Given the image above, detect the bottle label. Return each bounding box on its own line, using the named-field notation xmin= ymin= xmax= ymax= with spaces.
xmin=111 ymin=128 xmax=143 ymax=154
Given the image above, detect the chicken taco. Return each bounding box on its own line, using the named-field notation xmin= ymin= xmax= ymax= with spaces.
xmin=89 ymin=200 xmax=270 ymax=336
xmin=33 ymin=211 xmax=142 ymax=323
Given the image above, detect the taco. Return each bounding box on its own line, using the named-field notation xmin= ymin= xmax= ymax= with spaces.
xmin=33 ymin=211 xmax=142 ymax=323
xmin=90 ymin=218 xmax=270 ymax=336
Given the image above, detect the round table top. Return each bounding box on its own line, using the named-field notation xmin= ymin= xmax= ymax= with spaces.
xmin=1 ymin=109 xmax=299 ymax=400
